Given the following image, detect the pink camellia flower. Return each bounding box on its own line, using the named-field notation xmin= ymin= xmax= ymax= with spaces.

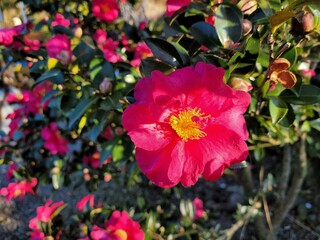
xmin=166 ymin=0 xmax=190 ymax=17
xmin=52 ymin=13 xmax=70 ymax=27
xmin=94 ymin=29 xmax=108 ymax=48
xmin=102 ymin=38 xmax=123 ymax=63
xmin=29 ymin=200 xmax=65 ymax=239
xmin=91 ymin=211 xmax=144 ymax=240
xmin=122 ymin=62 xmax=250 ymax=188
xmin=0 ymin=24 xmax=26 ymax=46
xmin=0 ymin=177 xmax=37 ymax=201
xmin=300 ymin=69 xmax=316 ymax=78
xmin=76 ymin=194 xmax=95 ymax=212
xmin=130 ymin=42 xmax=153 ymax=67
xmin=46 ymin=34 xmax=72 ymax=65
xmin=23 ymin=37 xmax=41 ymax=53
xmin=41 ymin=122 xmax=69 ymax=155
xmin=192 ymin=197 xmax=205 ymax=220
xmin=92 ymin=0 xmax=119 ymax=23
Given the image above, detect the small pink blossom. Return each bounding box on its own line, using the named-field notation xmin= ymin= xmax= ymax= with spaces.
xmin=46 ymin=34 xmax=72 ymax=65
xmin=102 ymin=38 xmax=123 ymax=63
xmin=166 ymin=0 xmax=190 ymax=17
xmin=300 ymin=69 xmax=316 ymax=78
xmin=92 ymin=0 xmax=119 ymax=23
xmin=36 ymin=199 xmax=65 ymax=223
xmin=192 ymin=197 xmax=205 ymax=220
xmin=130 ymin=42 xmax=153 ymax=67
xmin=0 ymin=178 xmax=37 ymax=201
xmin=52 ymin=13 xmax=70 ymax=27
xmin=94 ymin=29 xmax=107 ymax=48
xmin=23 ymin=37 xmax=41 ymax=53
xmin=91 ymin=211 xmax=144 ymax=240
xmin=41 ymin=122 xmax=69 ymax=155
xmin=76 ymin=194 xmax=95 ymax=212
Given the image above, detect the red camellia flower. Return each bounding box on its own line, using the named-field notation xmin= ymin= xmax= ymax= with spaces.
xmin=41 ymin=122 xmax=69 ymax=155
xmin=46 ymin=34 xmax=72 ymax=65
xmin=166 ymin=0 xmax=190 ymax=17
xmin=91 ymin=211 xmax=144 ymax=240
xmin=122 ymin=62 xmax=250 ymax=188
xmin=0 ymin=177 xmax=37 ymax=201
xmin=92 ymin=0 xmax=119 ymax=23
xmin=52 ymin=13 xmax=70 ymax=27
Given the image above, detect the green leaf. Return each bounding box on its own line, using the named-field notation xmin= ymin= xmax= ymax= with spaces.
xmin=170 ymin=42 xmax=190 ymax=66
xmin=281 ymin=45 xmax=297 ymax=66
xmin=269 ymin=97 xmax=288 ymax=125
xmin=185 ymin=2 xmax=208 ymax=17
xmin=309 ymin=119 xmax=320 ymax=132
xmin=100 ymin=139 xmax=117 ymax=165
xmin=279 ymin=103 xmax=295 ymax=127
xmin=33 ymin=69 xmax=64 ymax=87
xmin=257 ymin=0 xmax=278 ymax=17
xmin=144 ymin=38 xmax=185 ymax=67
xmin=189 ymin=21 xmax=220 ymax=50
xmin=30 ymin=60 xmax=46 ymax=73
xmin=254 ymin=148 xmax=266 ymax=161
xmin=140 ymin=58 xmax=174 ymax=77
xmin=270 ymin=10 xmax=295 ymax=33
xmin=52 ymin=25 xmax=74 ymax=36
xmin=68 ymin=97 xmax=98 ymax=128
xmin=73 ymin=41 xmax=96 ymax=65
xmin=279 ymin=85 xmax=320 ymax=105
xmin=215 ymin=4 xmax=243 ymax=46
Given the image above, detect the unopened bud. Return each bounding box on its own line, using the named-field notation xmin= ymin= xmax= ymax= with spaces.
xmin=292 ymin=11 xmax=315 ymax=35
xmin=242 ymin=19 xmax=252 ymax=36
xmin=229 ymin=77 xmax=253 ymax=92
xmin=99 ymin=78 xmax=113 ymax=94
xmin=238 ymin=0 xmax=258 ymax=15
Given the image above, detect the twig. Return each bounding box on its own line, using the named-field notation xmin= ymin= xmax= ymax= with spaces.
xmin=287 ymin=215 xmax=320 ymax=239
xmin=259 ymin=167 xmax=273 ymax=232
xmin=267 ymin=133 xmax=308 ymax=240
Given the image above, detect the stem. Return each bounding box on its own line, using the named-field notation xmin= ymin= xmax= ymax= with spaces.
xmin=267 ymin=134 xmax=308 ymax=240
xmin=278 ymin=144 xmax=292 ymax=200
xmin=238 ymin=167 xmax=268 ymax=240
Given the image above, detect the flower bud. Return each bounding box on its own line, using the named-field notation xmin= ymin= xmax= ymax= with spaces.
xmin=99 ymin=78 xmax=113 ymax=94
xmin=242 ymin=19 xmax=252 ymax=36
xmin=238 ymin=0 xmax=258 ymax=15
xmin=229 ymin=77 xmax=253 ymax=92
xmin=291 ymin=11 xmax=315 ymax=35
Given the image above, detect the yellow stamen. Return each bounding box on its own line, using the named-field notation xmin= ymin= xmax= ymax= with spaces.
xmin=169 ymin=108 xmax=209 ymax=141
xmin=114 ymin=229 xmax=128 ymax=240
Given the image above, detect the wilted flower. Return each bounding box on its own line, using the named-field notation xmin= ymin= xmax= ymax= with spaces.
xmin=166 ymin=0 xmax=190 ymax=17
xmin=92 ymin=0 xmax=119 ymax=23
xmin=76 ymin=194 xmax=95 ymax=212
xmin=91 ymin=211 xmax=144 ymax=240
xmin=41 ymin=122 xmax=69 ymax=155
xmin=229 ymin=77 xmax=253 ymax=92
xmin=0 ymin=178 xmax=38 ymax=201
xmin=46 ymin=34 xmax=72 ymax=65
xmin=122 ymin=62 xmax=250 ymax=188
xmin=99 ymin=78 xmax=113 ymax=94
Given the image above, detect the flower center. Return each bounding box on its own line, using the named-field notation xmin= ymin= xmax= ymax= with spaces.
xmin=114 ymin=229 xmax=127 ymax=240
xmin=169 ymin=108 xmax=209 ymax=141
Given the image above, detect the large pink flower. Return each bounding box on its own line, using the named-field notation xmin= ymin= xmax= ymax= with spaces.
xmin=92 ymin=0 xmax=119 ymax=23
xmin=91 ymin=211 xmax=144 ymax=240
xmin=46 ymin=34 xmax=72 ymax=65
xmin=0 ymin=178 xmax=38 ymax=201
xmin=122 ymin=62 xmax=250 ymax=188
xmin=0 ymin=24 xmax=26 ymax=46
xmin=166 ymin=0 xmax=190 ymax=17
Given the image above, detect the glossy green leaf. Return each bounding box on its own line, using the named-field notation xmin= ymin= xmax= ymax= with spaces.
xmin=73 ymin=41 xmax=96 ymax=65
xmin=52 ymin=25 xmax=74 ymax=36
xmin=215 ymin=4 xmax=243 ymax=46
xmin=144 ymin=38 xmax=184 ymax=67
xmin=279 ymin=103 xmax=295 ymax=127
xmin=140 ymin=58 xmax=174 ymax=77
xmin=254 ymin=148 xmax=266 ymax=161
xmin=270 ymin=10 xmax=295 ymax=33
xmin=279 ymin=85 xmax=320 ymax=105
xmin=309 ymin=119 xmax=320 ymax=132
xmin=33 ymin=69 xmax=64 ymax=87
xmin=68 ymin=97 xmax=98 ymax=128
xmin=170 ymin=42 xmax=190 ymax=66
xmin=185 ymin=2 xmax=208 ymax=17
xmin=269 ymin=97 xmax=288 ymax=124
xmin=189 ymin=22 xmax=220 ymax=50
xmin=281 ymin=45 xmax=297 ymax=66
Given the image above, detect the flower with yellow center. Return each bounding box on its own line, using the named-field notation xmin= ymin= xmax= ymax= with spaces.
xmin=169 ymin=108 xmax=210 ymax=141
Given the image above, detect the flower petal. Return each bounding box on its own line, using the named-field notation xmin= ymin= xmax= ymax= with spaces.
xmin=201 ymin=124 xmax=248 ymax=180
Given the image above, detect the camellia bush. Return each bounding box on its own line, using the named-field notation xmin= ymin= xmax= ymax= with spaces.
xmin=0 ymin=0 xmax=320 ymax=239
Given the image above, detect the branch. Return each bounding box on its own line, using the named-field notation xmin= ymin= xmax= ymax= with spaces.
xmin=278 ymin=144 xmax=292 ymax=200
xmin=267 ymin=134 xmax=308 ymax=239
